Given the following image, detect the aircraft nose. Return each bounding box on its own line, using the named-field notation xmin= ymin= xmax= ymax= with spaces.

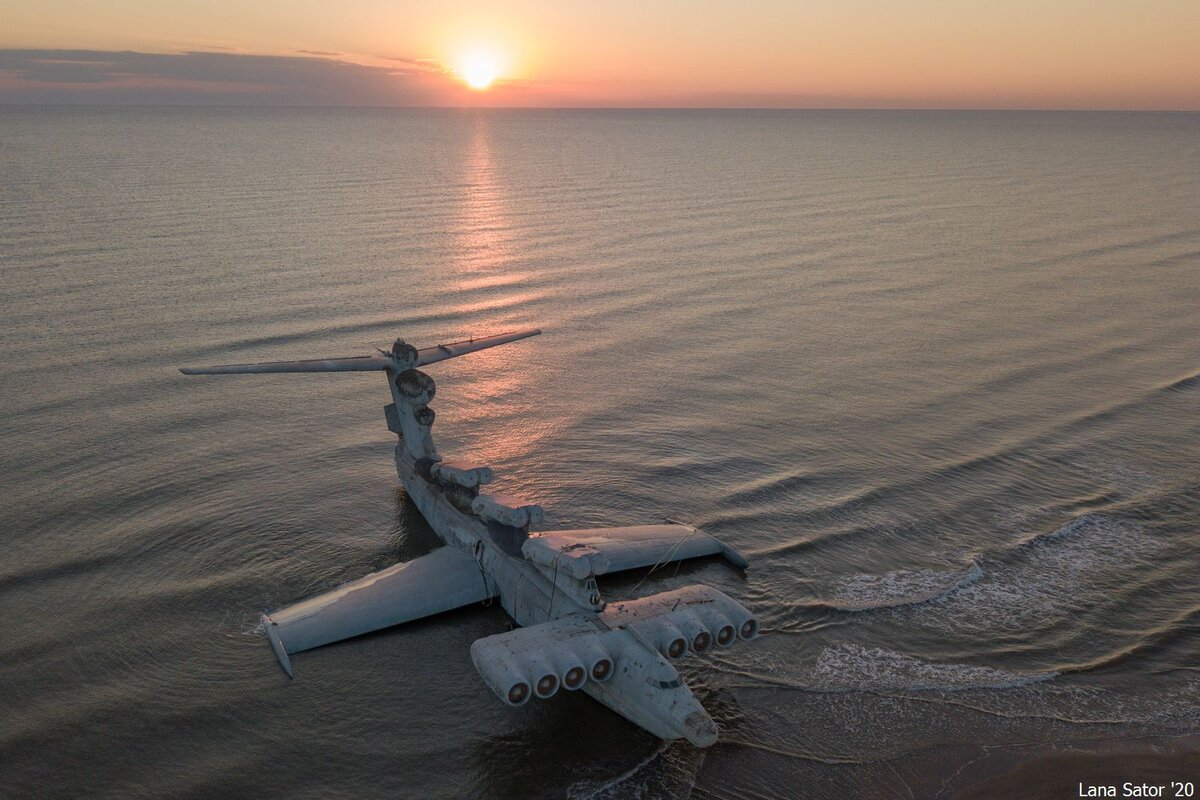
xmin=682 ymin=709 xmax=719 ymax=748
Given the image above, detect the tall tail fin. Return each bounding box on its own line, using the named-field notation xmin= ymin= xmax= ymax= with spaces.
xmin=179 ymin=328 xmax=541 ymax=375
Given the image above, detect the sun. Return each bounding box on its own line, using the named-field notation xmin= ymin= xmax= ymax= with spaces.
xmin=456 ymin=49 xmax=503 ymax=90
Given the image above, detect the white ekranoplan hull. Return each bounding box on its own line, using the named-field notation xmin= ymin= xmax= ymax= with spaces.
xmin=183 ymin=328 xmax=759 ymax=747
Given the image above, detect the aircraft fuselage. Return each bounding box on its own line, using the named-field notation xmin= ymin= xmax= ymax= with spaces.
xmin=394 ymin=444 xmax=720 ymax=746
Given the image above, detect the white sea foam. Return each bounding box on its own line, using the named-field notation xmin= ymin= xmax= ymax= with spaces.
xmin=810 ymin=644 xmax=1057 ymax=691
xmin=1072 ymin=456 xmax=1159 ymax=495
xmin=823 ymin=562 xmax=983 ymax=611
xmin=919 ymin=513 xmax=1163 ymax=634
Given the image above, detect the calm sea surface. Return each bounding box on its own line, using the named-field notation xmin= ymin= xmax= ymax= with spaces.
xmin=2 ymin=107 xmax=1198 ymax=798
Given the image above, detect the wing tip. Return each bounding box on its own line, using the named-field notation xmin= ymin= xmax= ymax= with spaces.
xmin=262 ymin=614 xmax=294 ymax=679
xmin=720 ymin=543 xmax=750 ymax=570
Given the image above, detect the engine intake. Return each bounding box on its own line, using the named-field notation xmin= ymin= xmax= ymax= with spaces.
xmin=469 ymin=645 xmax=533 ymax=707
xmin=524 ymin=652 xmax=560 ymax=699
xmin=563 ymin=665 xmax=586 ymax=690
xmin=590 ymin=657 xmax=613 ymax=682
xmin=694 ymin=606 xmax=737 ymax=649
xmin=507 ymin=682 xmax=530 ymax=705
xmin=535 ymin=672 xmax=559 ymax=698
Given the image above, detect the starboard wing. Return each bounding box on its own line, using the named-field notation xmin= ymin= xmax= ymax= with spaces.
xmin=521 ymin=523 xmax=748 ymax=580
xmin=263 ymin=545 xmax=493 ymax=677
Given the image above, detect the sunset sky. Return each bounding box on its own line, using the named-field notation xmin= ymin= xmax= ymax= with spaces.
xmin=1 ymin=0 xmax=1198 ymax=109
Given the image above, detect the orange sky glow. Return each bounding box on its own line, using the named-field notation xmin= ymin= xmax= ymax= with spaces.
xmin=1 ymin=1 xmax=1197 ymax=108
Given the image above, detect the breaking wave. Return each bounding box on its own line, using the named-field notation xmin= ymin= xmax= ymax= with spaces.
xmin=810 ymin=644 xmax=1058 ymax=691
xmin=816 ymin=562 xmax=983 ymax=612
xmin=916 ymin=512 xmax=1164 ymax=636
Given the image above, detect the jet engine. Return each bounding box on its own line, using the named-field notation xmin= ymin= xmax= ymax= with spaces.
xmin=631 ymin=618 xmax=689 ymax=661
xmin=671 ymin=609 xmax=713 ymax=655
xmin=468 ymin=647 xmax=532 ymax=707
xmin=693 ymin=606 xmax=738 ymax=648
xmin=523 ymin=652 xmax=560 ymax=699
xmin=603 ymin=584 xmax=761 ymax=661
xmin=570 ymin=637 xmax=615 ymax=683
xmin=551 ymin=651 xmax=588 ymax=690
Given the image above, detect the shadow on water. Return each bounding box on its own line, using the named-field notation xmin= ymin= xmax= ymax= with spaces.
xmin=381 ymin=486 xmax=444 ymax=564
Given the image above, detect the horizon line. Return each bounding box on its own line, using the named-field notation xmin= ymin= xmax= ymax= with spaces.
xmin=3 ymin=101 xmax=1198 ymax=113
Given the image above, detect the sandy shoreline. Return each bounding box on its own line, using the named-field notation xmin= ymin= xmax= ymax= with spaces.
xmin=955 ymin=737 xmax=1200 ymax=799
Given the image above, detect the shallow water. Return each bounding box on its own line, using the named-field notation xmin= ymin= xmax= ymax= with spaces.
xmin=1 ymin=107 xmax=1198 ymax=798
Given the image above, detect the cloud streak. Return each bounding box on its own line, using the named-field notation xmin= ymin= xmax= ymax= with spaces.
xmin=0 ymin=49 xmax=476 ymax=106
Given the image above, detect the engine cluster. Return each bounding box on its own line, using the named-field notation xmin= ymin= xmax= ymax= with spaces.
xmin=471 ymin=632 xmax=615 ymax=707
xmin=469 ymin=585 xmax=759 ymax=708
xmin=623 ymin=586 xmax=760 ymax=662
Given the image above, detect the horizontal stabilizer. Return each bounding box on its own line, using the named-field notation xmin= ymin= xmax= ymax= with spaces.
xmin=180 ymin=355 xmax=389 ymax=375
xmin=262 ymin=545 xmax=492 ymax=675
xmin=522 ymin=523 xmax=748 ymax=579
xmin=416 ymin=329 xmax=541 ymax=367
xmin=179 ymin=328 xmax=540 ymax=375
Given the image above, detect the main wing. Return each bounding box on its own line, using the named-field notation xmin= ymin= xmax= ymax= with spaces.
xmin=521 ymin=523 xmax=748 ymax=580
xmin=263 ymin=545 xmax=493 ymax=677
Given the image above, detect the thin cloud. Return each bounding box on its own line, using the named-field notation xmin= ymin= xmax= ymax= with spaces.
xmin=383 ymin=55 xmax=443 ymax=72
xmin=0 ymin=48 xmax=475 ymax=105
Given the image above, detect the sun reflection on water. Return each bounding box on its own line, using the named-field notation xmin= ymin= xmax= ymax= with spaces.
xmin=453 ymin=117 xmax=512 ymax=273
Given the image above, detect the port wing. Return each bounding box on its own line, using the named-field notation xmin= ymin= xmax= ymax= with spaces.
xmin=522 ymin=523 xmax=748 ymax=579
xmin=262 ymin=546 xmax=493 ymax=677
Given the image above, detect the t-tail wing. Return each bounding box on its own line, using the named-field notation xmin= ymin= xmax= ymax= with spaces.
xmin=179 ymin=328 xmax=541 ymax=375
xmin=262 ymin=545 xmax=492 ymax=677
xmin=415 ymin=329 xmax=541 ymax=366
xmin=521 ymin=523 xmax=748 ymax=580
xmin=180 ymin=355 xmax=390 ymax=374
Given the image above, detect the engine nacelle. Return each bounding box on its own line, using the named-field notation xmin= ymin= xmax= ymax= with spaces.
xmin=658 ymin=621 xmax=688 ymax=660
xmin=471 ymin=493 xmax=545 ymax=529
xmin=469 ymin=644 xmax=532 ymax=707
xmin=431 ymin=461 xmax=494 ymax=489
xmin=670 ymin=609 xmax=713 ymax=655
xmin=569 ymin=637 xmax=615 ymax=683
xmin=522 ymin=652 xmax=560 ymax=699
xmin=631 ymin=617 xmax=689 ymax=661
xmin=694 ymin=606 xmax=738 ymax=648
xmin=551 ymin=650 xmax=588 ymax=691
xmin=737 ymin=615 xmax=760 ymax=641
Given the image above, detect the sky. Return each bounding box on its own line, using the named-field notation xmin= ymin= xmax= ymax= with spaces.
xmin=1 ymin=1 xmax=1198 ymax=109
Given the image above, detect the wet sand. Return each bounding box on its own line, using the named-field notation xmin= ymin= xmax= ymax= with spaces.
xmin=956 ymin=737 xmax=1200 ymax=799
